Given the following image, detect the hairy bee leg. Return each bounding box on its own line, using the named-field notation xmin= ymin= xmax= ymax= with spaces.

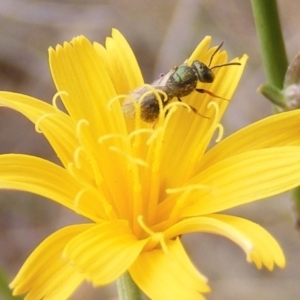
xmin=177 ymin=98 xmax=209 ymax=119
xmin=195 ymin=88 xmax=229 ymax=101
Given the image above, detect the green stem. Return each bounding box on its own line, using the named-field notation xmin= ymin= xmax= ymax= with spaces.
xmin=292 ymin=186 xmax=300 ymax=229
xmin=0 ymin=268 xmax=23 ymax=300
xmin=251 ymin=0 xmax=288 ymax=89
xmin=116 ymin=272 xmax=145 ymax=300
xmin=251 ymin=0 xmax=300 ymax=230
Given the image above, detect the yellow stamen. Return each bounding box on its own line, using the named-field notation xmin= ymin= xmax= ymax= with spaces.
xmin=75 ymin=119 xmax=104 ymax=187
xmin=214 ymin=123 xmax=224 ymax=143
xmin=67 ymin=160 xmax=95 ymax=187
xmin=52 ymin=91 xmax=68 ymax=111
xmin=73 ymin=146 xmax=85 ymax=169
xmin=163 ymin=99 xmax=192 ymax=115
xmin=35 ymin=113 xmax=56 ymax=133
xmin=165 ymin=184 xmax=215 ymax=227
xmin=128 ymin=128 xmax=154 ymax=141
xmin=180 ymin=101 xmax=223 ymax=182
xmin=137 ymin=215 xmax=168 ymax=252
xmin=98 ymin=133 xmax=128 ymax=144
xmin=107 ymin=94 xmax=128 ymax=111
xmin=142 ymin=121 xmax=168 ymax=224
xmin=74 ymin=187 xmax=116 ymax=220
xmin=108 ymin=146 xmax=148 ymax=167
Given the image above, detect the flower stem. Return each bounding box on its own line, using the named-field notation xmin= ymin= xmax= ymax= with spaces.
xmin=0 ymin=269 xmax=22 ymax=300
xmin=251 ymin=0 xmax=288 ymax=89
xmin=251 ymin=0 xmax=300 ymax=229
xmin=116 ymin=272 xmax=145 ymax=300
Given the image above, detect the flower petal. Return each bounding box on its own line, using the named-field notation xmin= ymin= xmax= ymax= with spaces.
xmin=158 ymin=52 xmax=247 ymax=189
xmin=94 ymin=29 xmax=144 ymax=94
xmin=10 ymin=224 xmax=92 ymax=299
xmin=158 ymin=146 xmax=300 ymax=220
xmin=49 ymin=35 xmax=125 ymax=137
xmin=189 ymin=38 xmax=248 ymax=120
xmin=164 ymin=214 xmax=285 ymax=270
xmin=180 ymin=146 xmax=300 ymax=216
xmin=63 ymin=220 xmax=147 ymax=285
xmin=0 ymin=91 xmax=77 ymax=167
xmin=201 ymin=110 xmax=300 ymax=170
xmin=130 ymin=238 xmax=210 ymax=300
xmin=0 ymin=154 xmax=105 ymax=221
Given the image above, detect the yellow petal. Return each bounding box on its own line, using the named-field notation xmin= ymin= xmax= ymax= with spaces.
xmin=201 ymin=109 xmax=300 ymax=170
xmin=189 ymin=38 xmax=248 ymax=120
xmin=49 ymin=35 xmax=125 ymax=137
xmin=0 ymin=91 xmax=77 ymax=167
xmin=10 ymin=224 xmax=92 ymax=299
xmin=180 ymin=147 xmax=300 ymax=216
xmin=164 ymin=214 xmax=285 ymax=270
xmin=189 ymin=36 xmax=212 ymax=62
xmin=63 ymin=220 xmax=147 ymax=285
xmin=158 ymin=54 xmax=248 ymax=189
xmin=156 ymin=146 xmax=300 ymax=219
xmin=130 ymin=239 xmax=210 ymax=300
xmin=207 ymin=215 xmax=285 ymax=270
xmin=0 ymin=154 xmax=103 ymax=221
xmin=94 ymin=29 xmax=144 ymax=94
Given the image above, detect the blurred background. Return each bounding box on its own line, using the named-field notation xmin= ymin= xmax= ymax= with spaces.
xmin=0 ymin=0 xmax=300 ymax=299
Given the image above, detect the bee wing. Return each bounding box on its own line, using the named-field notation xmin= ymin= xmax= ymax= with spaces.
xmin=122 ymin=67 xmax=177 ymax=119
xmin=152 ymin=67 xmax=175 ymax=87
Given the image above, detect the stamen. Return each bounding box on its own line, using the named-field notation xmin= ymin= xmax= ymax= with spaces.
xmin=141 ymin=84 xmax=167 ymax=100
xmin=142 ymin=123 xmax=168 ymax=224
xmin=107 ymin=94 xmax=128 ymax=111
xmin=52 ymin=91 xmax=68 ymax=111
xmin=130 ymin=128 xmax=155 ymax=153
xmin=128 ymin=128 xmax=154 ymax=141
xmin=166 ymin=183 xmax=215 ymax=195
xmin=73 ymin=188 xmax=89 ymax=214
xmin=149 ymin=87 xmax=168 ymax=125
xmin=206 ymin=101 xmax=224 ymax=142
xmin=207 ymin=101 xmax=220 ymax=124
xmin=137 ymin=215 xmax=156 ymax=236
xmin=164 ymin=99 xmax=191 ymax=114
xmin=214 ymin=123 xmax=224 ymax=142
xmin=72 ymin=146 xmax=85 ymax=169
xmin=109 ymin=146 xmax=148 ymax=167
xmin=137 ymin=216 xmax=168 ymax=252
xmin=174 ymin=100 xmax=222 ymax=183
xmin=98 ymin=131 xmax=153 ymax=168
xmin=98 ymin=133 xmax=128 ymax=144
xmin=145 ymin=127 xmax=162 ymax=145
xmin=35 ymin=93 xmax=69 ymax=133
xmin=75 ymin=119 xmax=104 ymax=187
xmin=35 ymin=113 xmax=56 ymax=133
xmin=66 ymin=161 xmax=96 ymax=189
xmin=75 ymin=119 xmax=90 ymax=139
xmin=164 ymin=184 xmax=216 ymax=228
xmin=74 ymin=188 xmax=116 ymax=220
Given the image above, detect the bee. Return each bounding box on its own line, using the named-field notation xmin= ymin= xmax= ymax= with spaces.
xmin=122 ymin=41 xmax=241 ymax=123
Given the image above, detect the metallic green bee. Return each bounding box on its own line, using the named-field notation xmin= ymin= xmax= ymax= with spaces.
xmin=122 ymin=41 xmax=241 ymax=123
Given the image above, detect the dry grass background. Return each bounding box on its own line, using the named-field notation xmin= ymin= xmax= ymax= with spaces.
xmin=0 ymin=1 xmax=300 ymax=299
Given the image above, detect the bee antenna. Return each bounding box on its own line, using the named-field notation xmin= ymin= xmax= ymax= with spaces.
xmin=210 ymin=62 xmax=241 ymax=70
xmin=208 ymin=41 xmax=224 ymax=67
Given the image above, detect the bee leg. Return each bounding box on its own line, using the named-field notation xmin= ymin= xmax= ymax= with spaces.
xmin=177 ymin=98 xmax=209 ymax=119
xmin=196 ymin=88 xmax=229 ymax=101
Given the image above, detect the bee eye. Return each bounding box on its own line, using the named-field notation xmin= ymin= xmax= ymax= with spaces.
xmin=201 ymin=69 xmax=215 ymax=83
xmin=192 ymin=61 xmax=214 ymax=83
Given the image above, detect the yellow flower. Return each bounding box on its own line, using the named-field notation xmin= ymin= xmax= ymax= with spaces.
xmin=1 ymin=29 xmax=300 ymax=300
